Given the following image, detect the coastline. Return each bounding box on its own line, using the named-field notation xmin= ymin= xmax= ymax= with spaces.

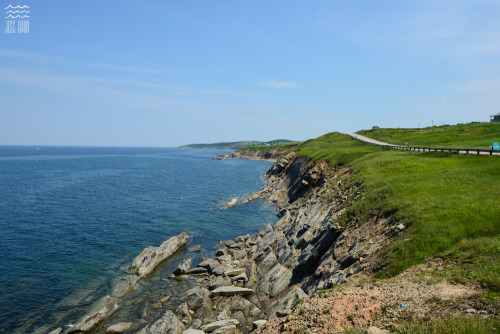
xmin=41 ymin=151 xmax=276 ymax=334
xmin=45 ymin=149 xmax=495 ymax=334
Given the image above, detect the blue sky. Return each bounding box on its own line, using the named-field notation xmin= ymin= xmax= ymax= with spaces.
xmin=1 ymin=1 xmax=499 ymax=146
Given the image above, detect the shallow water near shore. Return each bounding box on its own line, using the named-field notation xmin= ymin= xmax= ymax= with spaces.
xmin=0 ymin=146 xmax=276 ymax=334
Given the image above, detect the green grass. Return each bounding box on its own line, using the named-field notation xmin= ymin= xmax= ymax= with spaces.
xmin=438 ymin=237 xmax=500 ymax=297
xmin=392 ymin=315 xmax=500 ymax=334
xmin=357 ymin=122 xmax=500 ymax=149
xmin=341 ymin=315 xmax=500 ymax=333
xmin=297 ymin=132 xmax=385 ymax=166
xmin=292 ymin=130 xmax=500 ymax=292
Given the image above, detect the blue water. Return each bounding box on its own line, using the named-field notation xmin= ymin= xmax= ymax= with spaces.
xmin=0 ymin=146 xmax=276 ymax=334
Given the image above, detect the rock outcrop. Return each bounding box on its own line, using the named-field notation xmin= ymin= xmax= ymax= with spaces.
xmin=222 ymin=198 xmax=238 ymax=210
xmin=142 ymin=310 xmax=186 ymax=334
xmin=128 ymin=232 xmax=189 ymax=278
xmin=167 ymin=152 xmax=397 ymax=333
xmin=67 ymin=300 xmax=120 ymax=334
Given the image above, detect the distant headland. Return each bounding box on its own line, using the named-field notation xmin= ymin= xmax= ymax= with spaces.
xmin=179 ymin=139 xmax=298 ymax=150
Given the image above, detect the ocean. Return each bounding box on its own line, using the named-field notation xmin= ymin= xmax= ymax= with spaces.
xmin=0 ymin=146 xmax=276 ymax=334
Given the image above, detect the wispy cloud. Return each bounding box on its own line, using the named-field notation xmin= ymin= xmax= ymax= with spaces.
xmin=0 ymin=67 xmax=258 ymax=110
xmin=0 ymin=48 xmax=187 ymax=75
xmin=261 ymin=79 xmax=298 ymax=89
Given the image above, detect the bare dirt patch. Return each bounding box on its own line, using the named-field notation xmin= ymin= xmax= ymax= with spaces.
xmin=255 ymin=260 xmax=493 ymax=333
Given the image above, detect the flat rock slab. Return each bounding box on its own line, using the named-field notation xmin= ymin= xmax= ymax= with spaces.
xmin=252 ymin=320 xmax=267 ymax=329
xmin=182 ymin=330 xmax=204 ymax=334
xmin=186 ymin=267 xmax=208 ymax=275
xmin=222 ymin=198 xmax=238 ymax=210
xmin=106 ymin=322 xmax=136 ymax=333
xmin=210 ymin=286 xmax=253 ymax=298
xmin=128 ymin=232 xmax=188 ymax=278
xmin=188 ymin=245 xmax=202 ymax=252
xmin=212 ymin=325 xmax=236 ymax=334
xmin=224 ymin=268 xmax=245 ymax=276
xmin=201 ymin=319 xmax=239 ymax=332
xmin=47 ymin=328 xmax=62 ymax=334
xmin=68 ymin=300 xmax=120 ymax=333
xmin=113 ymin=275 xmax=140 ymax=298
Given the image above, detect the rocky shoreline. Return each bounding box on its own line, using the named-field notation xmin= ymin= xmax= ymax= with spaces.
xmin=142 ymin=151 xmax=397 ymax=333
xmin=49 ymin=234 xmax=190 ymax=334
xmin=47 ymin=149 xmax=493 ymax=334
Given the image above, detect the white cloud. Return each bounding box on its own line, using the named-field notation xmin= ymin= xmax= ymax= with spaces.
xmin=261 ymin=79 xmax=298 ymax=89
xmin=0 ymin=48 xmax=187 ymax=75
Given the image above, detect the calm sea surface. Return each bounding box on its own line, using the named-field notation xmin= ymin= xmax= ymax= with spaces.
xmin=0 ymin=146 xmax=276 ymax=333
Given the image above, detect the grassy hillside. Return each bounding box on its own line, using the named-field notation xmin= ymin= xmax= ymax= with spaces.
xmin=179 ymin=139 xmax=297 ymax=149
xmin=357 ymin=122 xmax=500 ymax=149
xmin=295 ymin=130 xmax=499 ymax=298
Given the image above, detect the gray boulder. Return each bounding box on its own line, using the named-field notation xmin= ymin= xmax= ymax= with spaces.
xmin=173 ymin=258 xmax=193 ymax=276
xmin=197 ymin=258 xmax=220 ymax=272
xmin=144 ymin=310 xmax=186 ymax=334
xmin=212 ymin=325 xmax=236 ymax=334
xmin=201 ymin=319 xmax=239 ymax=332
xmin=208 ymin=275 xmax=231 ymax=290
xmin=186 ymin=287 xmax=211 ymax=309
xmin=252 ymin=320 xmax=267 ymax=330
xmin=185 ymin=267 xmax=208 ymax=275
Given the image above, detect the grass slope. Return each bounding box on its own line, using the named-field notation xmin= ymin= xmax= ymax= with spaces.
xmin=294 ymin=130 xmax=500 ymax=297
xmin=357 ymin=122 xmax=500 ymax=149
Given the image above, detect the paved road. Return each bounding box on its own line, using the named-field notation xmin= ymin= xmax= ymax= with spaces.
xmin=348 ymin=133 xmax=500 ymax=156
xmin=348 ymin=133 xmax=399 ymax=147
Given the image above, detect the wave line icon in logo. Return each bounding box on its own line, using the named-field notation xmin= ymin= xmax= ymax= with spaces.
xmin=4 ymin=5 xmax=30 ymax=19
xmin=5 ymin=5 xmax=29 ymax=9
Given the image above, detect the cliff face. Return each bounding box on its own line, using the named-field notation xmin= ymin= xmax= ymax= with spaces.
xmin=157 ymin=152 xmax=401 ymax=333
xmin=249 ymin=152 xmax=395 ymax=302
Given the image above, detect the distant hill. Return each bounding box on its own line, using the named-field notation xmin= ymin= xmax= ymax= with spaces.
xmin=179 ymin=139 xmax=297 ymax=149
